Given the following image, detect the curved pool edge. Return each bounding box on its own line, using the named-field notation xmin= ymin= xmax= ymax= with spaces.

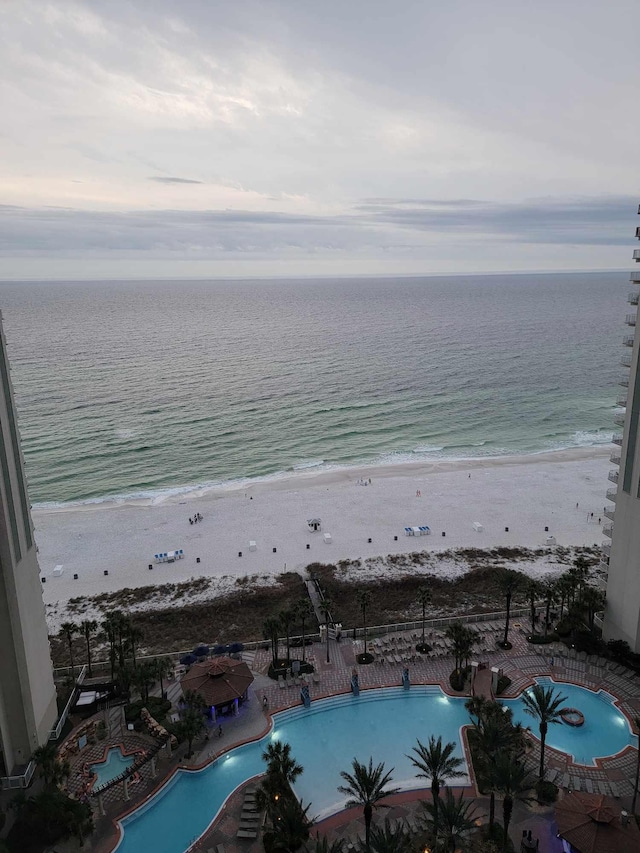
xmin=109 ymin=711 xmax=275 ymax=853
xmin=107 ymin=677 xmax=639 ymax=852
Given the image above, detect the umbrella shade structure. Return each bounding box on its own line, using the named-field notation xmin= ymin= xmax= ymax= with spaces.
xmin=556 ymin=792 xmax=640 ymax=853
xmin=192 ymin=644 xmax=209 ymax=658
xmin=180 ymin=653 xmax=198 ymax=666
xmin=180 ymin=657 xmax=254 ymax=710
xmin=228 ymin=642 xmax=244 ymax=654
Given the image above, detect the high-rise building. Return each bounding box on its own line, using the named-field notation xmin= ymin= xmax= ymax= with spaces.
xmin=602 ymin=206 xmax=640 ymax=651
xmin=0 ymin=311 xmax=57 ymax=779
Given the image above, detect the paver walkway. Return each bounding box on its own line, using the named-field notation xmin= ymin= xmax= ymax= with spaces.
xmin=97 ymin=623 xmax=640 ymax=853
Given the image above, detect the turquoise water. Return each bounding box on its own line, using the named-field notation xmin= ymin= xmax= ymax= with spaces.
xmin=115 ymin=681 xmax=637 ymax=853
xmin=0 ymin=272 xmax=624 ymax=506
xmin=92 ymin=747 xmax=135 ymax=788
xmin=504 ymin=677 xmax=635 ymax=766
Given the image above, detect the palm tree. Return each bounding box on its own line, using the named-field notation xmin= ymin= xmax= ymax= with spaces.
xmin=280 ymin=609 xmax=296 ymax=663
xmin=338 ymin=758 xmax=400 ymax=853
xmin=416 ymin=585 xmax=432 ymax=652
xmin=153 ymin=656 xmax=173 ymax=699
xmin=493 ymin=752 xmax=534 ymax=852
xmin=631 ymin=715 xmax=640 ymax=814
xmin=356 ymin=589 xmax=373 ymax=662
xmin=32 ymin=742 xmax=60 ymax=786
xmin=579 ymin=586 xmax=605 ymax=632
xmin=126 ymin=623 xmax=144 ymax=668
xmin=264 ymin=797 xmax=312 ymax=851
xmin=498 ymin=569 xmax=522 ymax=649
xmin=60 ymin=622 xmax=77 ymax=676
xmin=319 ymin=599 xmax=333 ymax=664
xmin=263 ymin=740 xmax=304 ymax=787
xmin=525 ymin=580 xmax=542 ymax=634
xmin=131 ymin=659 xmax=155 ymax=703
xmin=101 ymin=614 xmax=118 ymax=680
xmin=419 ymin=788 xmax=478 ymax=853
xmin=305 ymin=837 xmax=345 ymax=853
xmin=80 ymin=619 xmax=97 ymax=677
xmin=408 ymin=735 xmax=465 ymax=846
xmin=264 ymin=616 xmax=281 ymax=667
xmin=294 ymin=598 xmax=314 ymax=663
xmin=366 ymin=817 xmax=413 ymax=853
xmin=521 ymin=683 xmax=567 ymax=782
xmin=541 ymin=579 xmax=557 ymax=637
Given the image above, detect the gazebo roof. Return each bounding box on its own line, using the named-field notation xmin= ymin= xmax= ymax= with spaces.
xmin=180 ymin=657 xmax=254 ymax=707
xmin=556 ymin=791 xmax=640 ymax=853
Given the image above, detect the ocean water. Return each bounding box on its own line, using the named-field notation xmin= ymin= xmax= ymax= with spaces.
xmin=0 ymin=272 xmax=626 ymax=506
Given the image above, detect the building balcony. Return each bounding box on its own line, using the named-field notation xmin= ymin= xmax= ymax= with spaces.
xmin=634 ymin=244 xmax=640 ymax=255
xmin=595 ymin=576 xmax=608 ymax=591
xmin=613 ymin=413 xmax=626 ymax=427
xmin=608 ymin=470 xmax=619 ymax=484
xmin=623 ymin=335 xmax=635 ymax=347
xmin=636 ymin=225 xmax=640 ymax=239
xmin=594 ymin=611 xmax=604 ymax=630
xmin=601 ymin=542 xmax=611 ymax=558
xmin=626 ymin=313 xmax=637 ymax=326
xmin=616 ymin=396 xmax=627 ymax=408
xmin=603 ymin=507 xmax=615 ymax=521
xmin=612 ymin=434 xmax=623 ymax=446
xmin=603 ymin=523 xmax=613 ymax=538
xmin=606 ymin=487 xmax=618 ymax=501
xmin=610 ymin=452 xmax=621 ymax=465
xmin=629 ymin=291 xmax=640 ymax=305
xmin=621 ymin=354 xmax=632 ymax=368
xmin=631 ymin=271 xmax=640 ymax=283
xmin=619 ymin=375 xmax=629 ymax=387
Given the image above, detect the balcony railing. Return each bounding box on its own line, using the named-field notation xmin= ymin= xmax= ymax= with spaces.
xmin=601 ymin=543 xmax=611 ymax=558
xmin=614 ymin=413 xmax=625 ymax=427
xmin=621 ymin=354 xmax=632 ymax=368
xmin=629 ymin=291 xmax=640 ymax=305
xmin=631 ymin=271 xmax=640 ymax=283
xmin=595 ymin=576 xmax=608 ymax=591
xmin=623 ymin=335 xmax=635 ymax=347
xmin=619 ymin=375 xmax=629 ymax=387
xmin=608 ymin=470 xmax=619 ymax=484
xmin=612 ymin=434 xmax=623 ymax=446
xmin=634 ymin=247 xmax=640 ymax=258
xmin=610 ymin=452 xmax=621 ymax=465
xmin=606 ymin=487 xmax=618 ymax=501
xmin=616 ymin=396 xmax=627 ymax=408
xmin=603 ymin=523 xmax=613 ymax=538
xmin=626 ymin=313 xmax=637 ymax=326
xmin=594 ymin=611 xmax=604 ymax=630
xmin=603 ymin=507 xmax=615 ymax=521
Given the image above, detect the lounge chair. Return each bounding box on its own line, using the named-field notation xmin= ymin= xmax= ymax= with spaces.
xmin=561 ymin=773 xmax=570 ymax=789
xmin=597 ymin=780 xmax=609 ymax=795
xmin=544 ymin=768 xmax=558 ymax=783
xmin=278 ymin=675 xmax=285 ymax=689
xmin=585 ymin=778 xmax=594 ymax=794
xmin=572 ymin=776 xmax=582 ymax=792
xmin=237 ymin=829 xmax=258 ymax=839
xmin=610 ymin=781 xmax=620 ymax=797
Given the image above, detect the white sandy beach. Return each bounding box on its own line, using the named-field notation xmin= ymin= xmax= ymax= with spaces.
xmin=35 ymin=448 xmax=612 ymax=623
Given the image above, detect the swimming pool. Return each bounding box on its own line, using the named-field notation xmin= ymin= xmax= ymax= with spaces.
xmin=115 ymin=680 xmax=637 ymax=853
xmin=92 ymin=747 xmax=135 ymax=788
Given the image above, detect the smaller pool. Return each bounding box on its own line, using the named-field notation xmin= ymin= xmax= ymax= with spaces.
xmin=91 ymin=747 xmax=135 ymax=787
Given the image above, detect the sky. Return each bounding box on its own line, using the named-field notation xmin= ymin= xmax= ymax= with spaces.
xmin=1 ymin=0 xmax=639 ymax=279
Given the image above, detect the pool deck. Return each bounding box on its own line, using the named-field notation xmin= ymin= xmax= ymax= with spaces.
xmin=95 ymin=625 xmax=640 ymax=853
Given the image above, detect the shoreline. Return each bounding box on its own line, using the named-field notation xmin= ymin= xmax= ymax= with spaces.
xmin=33 ymin=445 xmax=610 ymax=514
xmin=36 ymin=449 xmax=612 ymax=627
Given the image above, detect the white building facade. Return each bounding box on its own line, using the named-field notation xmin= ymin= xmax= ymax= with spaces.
xmin=0 ymin=311 xmax=57 ymax=779
xmin=602 ymin=205 xmax=640 ymax=651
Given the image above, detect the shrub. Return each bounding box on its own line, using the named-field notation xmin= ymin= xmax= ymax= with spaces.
xmin=125 ymin=696 xmax=171 ymax=724
xmin=449 ymin=665 xmax=470 ymax=692
xmin=536 ymin=779 xmax=558 ymax=804
xmin=527 ymin=632 xmax=558 ymax=645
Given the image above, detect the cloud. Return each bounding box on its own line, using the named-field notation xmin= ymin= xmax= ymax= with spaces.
xmin=148 ymin=176 xmax=203 ymax=185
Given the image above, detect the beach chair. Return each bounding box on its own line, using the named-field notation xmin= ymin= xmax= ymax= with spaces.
xmin=571 ymin=776 xmax=582 ymax=792
xmin=278 ymin=675 xmax=285 ymax=689
xmin=585 ymin=778 xmax=594 ymax=794
xmin=597 ymin=780 xmax=609 ymax=796
xmin=561 ymin=773 xmax=570 ymax=789
xmin=609 ymin=781 xmax=621 ymax=797
xmin=237 ymin=829 xmax=257 ymax=839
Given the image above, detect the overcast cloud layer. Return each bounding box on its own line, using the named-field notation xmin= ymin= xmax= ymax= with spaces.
xmin=1 ymin=0 xmax=638 ymax=278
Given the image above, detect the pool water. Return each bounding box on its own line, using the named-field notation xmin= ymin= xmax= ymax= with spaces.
xmin=116 ymin=680 xmax=637 ymax=853
xmin=92 ymin=747 xmax=135 ymax=788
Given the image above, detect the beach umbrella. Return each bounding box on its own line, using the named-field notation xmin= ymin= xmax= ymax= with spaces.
xmin=213 ymin=644 xmax=228 ymax=656
xmin=556 ymin=792 xmax=640 ymax=853
xmin=307 ymin=517 xmax=322 ymax=531
xmin=228 ymin=642 xmax=244 ymax=654
xmin=192 ymin=644 xmax=209 ymax=658
xmin=180 ymin=653 xmax=198 ymax=666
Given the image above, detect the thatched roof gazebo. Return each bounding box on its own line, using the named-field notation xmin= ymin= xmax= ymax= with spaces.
xmin=180 ymin=657 xmax=254 ymax=715
xmin=556 ymin=791 xmax=640 ymax=853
